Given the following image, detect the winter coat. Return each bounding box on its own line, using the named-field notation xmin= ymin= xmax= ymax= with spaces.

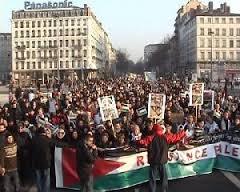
xmin=31 ymin=134 xmax=53 ymax=170
xmin=147 ymin=135 xmax=168 ymax=165
xmin=138 ymin=124 xmax=185 ymax=147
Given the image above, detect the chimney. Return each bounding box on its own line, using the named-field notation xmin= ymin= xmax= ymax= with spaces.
xmin=208 ymin=1 xmax=213 ymax=11
xmin=84 ymin=4 xmax=87 ymax=9
xmin=226 ymin=6 xmax=231 ymax=13
xmin=220 ymin=4 xmax=224 ymax=13
xmin=223 ymin=3 xmax=227 ymax=13
xmin=197 ymin=5 xmax=201 ymax=12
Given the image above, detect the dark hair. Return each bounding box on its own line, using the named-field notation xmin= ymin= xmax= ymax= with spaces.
xmin=37 ymin=127 xmax=46 ymax=135
xmin=5 ymin=132 xmax=13 ymax=138
xmin=197 ymin=118 xmax=204 ymax=123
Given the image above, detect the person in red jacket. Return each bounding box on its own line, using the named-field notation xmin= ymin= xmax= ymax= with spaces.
xmin=138 ymin=124 xmax=186 ymax=147
xmin=138 ymin=123 xmax=186 ymax=192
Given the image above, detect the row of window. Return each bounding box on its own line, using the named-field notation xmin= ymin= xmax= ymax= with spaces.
xmin=14 ymin=28 xmax=88 ymax=38
xmin=199 ymin=51 xmax=240 ymax=61
xmin=15 ymin=19 xmax=87 ymax=28
xmin=13 ymin=9 xmax=86 ymax=19
xmin=15 ymin=60 xmax=87 ymax=70
xmin=15 ymin=49 xmax=88 ymax=59
xmin=200 ymin=28 xmax=240 ymax=36
xmin=15 ymin=39 xmax=87 ymax=49
xmin=0 ymin=35 xmax=11 ymax=41
xmin=199 ymin=39 xmax=240 ymax=48
xmin=199 ymin=17 xmax=240 ymax=24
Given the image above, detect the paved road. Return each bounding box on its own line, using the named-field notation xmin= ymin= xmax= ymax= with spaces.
xmin=22 ymin=170 xmax=238 ymax=192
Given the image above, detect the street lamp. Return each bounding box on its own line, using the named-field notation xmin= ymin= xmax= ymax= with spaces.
xmin=209 ymin=30 xmax=214 ymax=82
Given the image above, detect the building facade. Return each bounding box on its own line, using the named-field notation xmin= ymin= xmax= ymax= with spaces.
xmin=175 ymin=0 xmax=240 ymax=80
xmin=144 ymin=44 xmax=162 ymax=63
xmin=12 ymin=2 xmax=115 ymax=85
xmin=0 ymin=33 xmax=12 ymax=81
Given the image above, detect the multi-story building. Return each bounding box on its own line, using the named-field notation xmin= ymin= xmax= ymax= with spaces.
xmin=175 ymin=0 xmax=240 ymax=80
xmin=12 ymin=2 xmax=115 ymax=85
xmin=144 ymin=44 xmax=162 ymax=63
xmin=0 ymin=33 xmax=12 ymax=81
xmin=144 ymin=43 xmax=173 ymax=74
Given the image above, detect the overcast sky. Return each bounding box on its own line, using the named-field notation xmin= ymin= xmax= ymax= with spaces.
xmin=0 ymin=0 xmax=239 ymax=61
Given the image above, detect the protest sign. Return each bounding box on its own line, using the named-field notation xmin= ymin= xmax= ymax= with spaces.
xmin=136 ymin=106 xmax=148 ymax=117
xmin=189 ymin=83 xmax=204 ymax=106
xmin=128 ymin=73 xmax=137 ymax=80
xmin=98 ymin=95 xmax=119 ymax=122
xmin=144 ymin=72 xmax=156 ymax=82
xmin=191 ymin=73 xmax=198 ymax=82
xmin=148 ymin=93 xmax=166 ymax=120
xmin=0 ymin=93 xmax=9 ymax=105
xmin=121 ymin=104 xmax=130 ymax=113
xmin=203 ymin=90 xmax=215 ymax=111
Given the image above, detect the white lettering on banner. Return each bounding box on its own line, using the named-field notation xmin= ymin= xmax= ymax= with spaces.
xmin=136 ymin=156 xmax=145 ymax=167
xmin=171 ymin=144 xmax=216 ymax=165
xmin=104 ymin=142 xmax=239 ymax=175
xmin=105 ymin=145 xmax=216 ymax=175
xmin=105 ymin=152 xmax=148 ymax=175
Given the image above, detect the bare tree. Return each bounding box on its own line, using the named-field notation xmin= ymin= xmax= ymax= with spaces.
xmin=145 ymin=35 xmax=173 ymax=75
xmin=115 ymin=49 xmax=134 ymax=74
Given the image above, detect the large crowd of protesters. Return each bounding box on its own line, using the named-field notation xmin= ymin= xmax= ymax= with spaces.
xmin=0 ymin=75 xmax=240 ymax=192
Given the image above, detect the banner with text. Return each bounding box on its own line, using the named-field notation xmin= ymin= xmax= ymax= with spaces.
xmin=55 ymin=141 xmax=240 ymax=191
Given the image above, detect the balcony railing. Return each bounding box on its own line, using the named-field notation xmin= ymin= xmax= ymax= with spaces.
xmin=72 ymin=45 xmax=82 ymax=49
xmin=16 ymin=46 xmax=26 ymax=50
xmin=39 ymin=56 xmax=58 ymax=60
xmin=38 ymin=45 xmax=58 ymax=49
xmin=72 ymin=55 xmax=82 ymax=58
xmin=16 ymin=57 xmax=26 ymax=60
xmin=39 ymin=56 xmax=48 ymax=60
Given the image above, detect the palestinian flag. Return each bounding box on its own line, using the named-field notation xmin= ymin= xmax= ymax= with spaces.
xmin=55 ymin=148 xmax=152 ymax=191
xmin=121 ymin=104 xmax=130 ymax=113
xmin=55 ymin=142 xmax=240 ymax=191
xmin=136 ymin=106 xmax=147 ymax=117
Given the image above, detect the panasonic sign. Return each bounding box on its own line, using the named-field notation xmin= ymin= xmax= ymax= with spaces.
xmin=24 ymin=0 xmax=73 ymax=10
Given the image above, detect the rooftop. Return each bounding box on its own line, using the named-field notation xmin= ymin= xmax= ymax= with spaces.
xmin=184 ymin=1 xmax=240 ymax=25
xmin=0 ymin=33 xmax=11 ymax=36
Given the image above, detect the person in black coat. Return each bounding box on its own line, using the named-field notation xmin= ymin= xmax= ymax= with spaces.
xmin=31 ymin=127 xmax=53 ymax=192
xmin=147 ymin=125 xmax=169 ymax=192
xmin=76 ymin=134 xmax=98 ymax=192
xmin=16 ymin=122 xmax=33 ymax=187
